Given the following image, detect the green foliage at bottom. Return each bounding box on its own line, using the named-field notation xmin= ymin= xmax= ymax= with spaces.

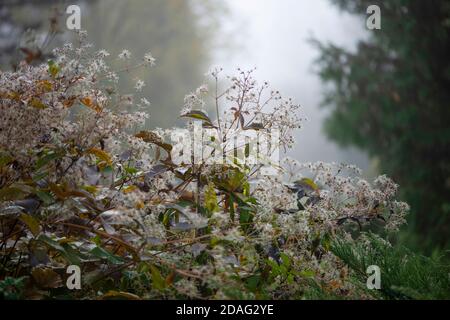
xmin=330 ymin=233 xmax=450 ymax=300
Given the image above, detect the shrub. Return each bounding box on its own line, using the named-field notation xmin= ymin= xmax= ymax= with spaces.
xmin=0 ymin=32 xmax=409 ymax=299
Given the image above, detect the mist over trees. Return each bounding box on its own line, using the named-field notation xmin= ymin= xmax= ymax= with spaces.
xmin=0 ymin=0 xmax=226 ymax=128
xmin=84 ymin=0 xmax=227 ymax=129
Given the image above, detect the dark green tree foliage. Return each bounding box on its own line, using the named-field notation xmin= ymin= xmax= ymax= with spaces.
xmin=314 ymin=0 xmax=450 ymax=251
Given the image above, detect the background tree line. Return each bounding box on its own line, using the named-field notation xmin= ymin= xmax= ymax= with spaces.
xmin=315 ymin=0 xmax=450 ymax=253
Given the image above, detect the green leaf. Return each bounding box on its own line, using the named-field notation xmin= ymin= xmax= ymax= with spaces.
xmin=32 ymin=171 xmax=48 ymax=182
xmin=181 ymin=110 xmax=210 ymax=121
xmin=294 ymin=178 xmax=319 ymax=191
xmin=124 ymin=166 xmax=138 ymax=175
xmin=321 ymin=233 xmax=332 ymax=252
xmin=20 ymin=213 xmax=40 ymax=236
xmin=100 ymin=290 xmax=140 ymax=300
xmin=243 ymin=181 xmax=250 ymax=197
xmin=87 ymin=148 xmax=112 ymax=165
xmin=90 ymin=246 xmax=124 ymax=265
xmin=204 ymin=183 xmax=219 ymax=214
xmin=243 ymin=122 xmax=265 ymax=130
xmin=181 ymin=110 xmax=215 ymax=127
xmin=61 ymin=243 xmax=84 ymax=265
xmin=280 ymin=253 xmax=291 ymax=269
xmin=0 ymin=154 xmax=13 ymax=167
xmin=101 ymin=165 xmax=113 ymax=174
xmin=239 ymin=209 xmax=254 ymax=232
xmin=267 ymin=259 xmax=280 ymax=276
xmin=35 ymin=190 xmax=54 ymax=205
xmin=0 ymin=186 xmax=27 ymax=201
xmin=35 ymin=150 xmax=65 ymax=170
xmin=287 ymin=273 xmax=295 ymax=284
xmin=81 ymin=185 xmax=98 ymax=195
xmin=229 ymin=194 xmax=235 ymax=221
xmin=48 ymin=60 xmax=60 ymax=78
xmin=0 ymin=276 xmax=27 ymax=300
xmin=150 ymin=264 xmax=166 ymax=290
xmin=134 ymin=131 xmax=173 ymax=153
xmin=245 ymin=275 xmax=261 ymax=292
xmin=38 ymin=235 xmax=81 ymax=265
xmin=30 ymin=98 xmax=47 ymax=109
xmin=298 ymin=270 xmax=315 ymax=278
xmin=31 ymin=267 xmax=63 ymax=289
xmin=0 ymin=183 xmax=34 ymax=201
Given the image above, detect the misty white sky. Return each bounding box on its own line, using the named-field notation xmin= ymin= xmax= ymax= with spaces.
xmin=214 ymin=0 xmax=371 ymax=170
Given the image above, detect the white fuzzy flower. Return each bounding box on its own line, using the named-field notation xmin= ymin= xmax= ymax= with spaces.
xmin=135 ymin=79 xmax=145 ymax=92
xmin=97 ymin=49 xmax=110 ymax=58
xmin=195 ymin=84 xmax=208 ymax=95
xmin=143 ymin=52 xmax=156 ymax=66
xmin=140 ymin=97 xmax=151 ymax=106
xmin=118 ymin=49 xmax=131 ymax=60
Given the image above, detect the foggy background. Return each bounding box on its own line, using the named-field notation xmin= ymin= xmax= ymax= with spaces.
xmin=216 ymin=0 xmax=370 ymax=170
